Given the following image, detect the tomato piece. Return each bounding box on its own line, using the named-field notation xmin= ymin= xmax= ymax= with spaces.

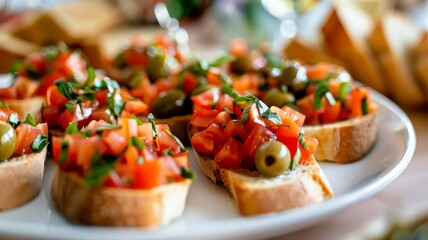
xmin=137 ymin=123 xmax=155 ymax=144
xmin=243 ymin=123 xmax=276 ymax=160
xmin=118 ymin=118 xmax=138 ymax=141
xmin=93 ymin=89 xmax=109 ymax=107
xmin=182 ymin=72 xmax=200 ymax=95
xmin=76 ymin=136 xmax=106 ymax=171
xmin=215 ymin=94 xmax=236 ymax=113
xmin=191 ymin=130 xmax=214 ymax=155
xmin=46 ymin=85 xmax=68 ymax=107
xmin=0 ymin=107 xmax=18 ymax=122
xmin=25 ymin=52 xmax=46 ymax=75
xmin=57 ymin=104 xmax=92 ymax=130
xmin=279 ymin=106 xmax=306 ymax=127
xmin=116 ymin=145 xmax=139 ymax=181
xmin=299 ymin=137 xmax=318 ymax=163
xmin=348 ymin=87 xmax=369 ymax=119
xmin=53 ymin=52 xmax=87 ymax=83
xmin=232 ymin=74 xmax=258 ymax=95
xmin=104 ymin=171 xmax=124 ymax=188
xmin=101 ymin=129 xmax=128 ymax=156
xmin=296 ymin=95 xmax=319 ymax=125
xmin=41 ymin=105 xmax=60 ymax=127
xmin=173 ymin=152 xmax=189 ymax=168
xmin=34 ymin=72 xmax=66 ymax=96
xmin=320 ymin=101 xmax=341 ymax=124
xmin=36 ymin=123 xmax=48 ymax=135
xmin=14 ymin=123 xmax=42 ymax=155
xmin=305 ymin=63 xmax=332 ymax=80
xmin=190 ymin=106 xmax=219 ymax=128
xmin=52 ymin=134 xmax=81 ymax=170
xmin=213 ymin=111 xmax=232 ymax=128
xmin=206 ymin=68 xmax=221 ymax=85
xmin=156 ymin=125 xmax=182 ymax=154
xmin=215 ymin=137 xmax=244 ymax=169
xmin=223 ymin=120 xmax=249 ymax=142
xmin=124 ymin=99 xmax=148 ymax=115
xmin=91 ymin=106 xmax=115 ymax=123
xmin=133 ymin=158 xmax=166 ymax=189
xmin=191 ymin=88 xmax=220 ymax=109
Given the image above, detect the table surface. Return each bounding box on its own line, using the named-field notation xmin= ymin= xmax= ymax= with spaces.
xmin=274 ymin=108 xmax=428 ymax=239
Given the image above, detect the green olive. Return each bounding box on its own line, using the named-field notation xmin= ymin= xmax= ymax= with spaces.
xmin=191 ymin=84 xmax=215 ymax=96
xmin=146 ymin=46 xmax=166 ymax=82
xmin=263 ymin=88 xmax=295 ymax=107
xmin=152 ymin=89 xmax=187 ymax=119
xmin=255 ymin=141 xmax=291 ymax=177
xmin=0 ymin=122 xmax=17 ymax=161
xmin=230 ymin=55 xmax=253 ymax=74
xmin=278 ymin=61 xmax=308 ymax=92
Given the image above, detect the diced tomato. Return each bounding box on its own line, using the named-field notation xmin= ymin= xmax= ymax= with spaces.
xmin=223 ymin=120 xmax=249 ymax=142
xmin=57 ymin=104 xmax=92 ymax=130
xmin=213 ymin=111 xmax=232 ymax=128
xmin=124 ymin=99 xmax=148 ymax=115
xmin=34 ymin=72 xmax=66 ymax=96
xmin=182 ymin=72 xmax=200 ymax=95
xmin=215 ymin=94 xmax=236 ymax=113
xmin=156 ymin=125 xmax=182 ymax=154
xmin=279 ymin=106 xmax=306 ymax=127
xmin=41 ymin=105 xmax=60 ymax=127
xmin=133 ymin=158 xmax=166 ymax=189
xmin=36 ymin=123 xmax=48 ymax=135
xmin=296 ymin=95 xmax=319 ymax=125
xmin=173 ymin=152 xmax=189 ymax=168
xmin=190 ymin=105 xmax=219 ymax=128
xmin=0 ymin=107 xmax=18 ymax=122
xmin=305 ymin=63 xmax=332 ymax=80
xmin=118 ymin=118 xmax=138 ymax=141
xmin=104 ymin=171 xmax=124 ymax=188
xmin=191 ymin=88 xmax=220 ymax=109
xmin=229 ymin=38 xmax=248 ymax=57
xmin=215 ymin=137 xmax=244 ymax=169
xmin=348 ymin=87 xmax=369 ymax=119
xmin=91 ymin=106 xmax=115 ymax=123
xmin=243 ymin=123 xmax=276 ymax=159
xmin=137 ymin=123 xmax=155 ymax=144
xmin=320 ymin=101 xmax=341 ymax=124
xmin=191 ymin=130 xmax=214 ymax=155
xmin=14 ymin=123 xmax=43 ymax=155
xmin=52 ymin=134 xmax=82 ymax=170
xmin=93 ymin=89 xmax=109 ymax=106
xmin=206 ymin=68 xmax=221 ymax=85
xmin=299 ymin=137 xmax=318 ymax=163
xmin=25 ymin=52 xmax=46 ymax=75
xmin=53 ymin=52 xmax=87 ymax=83
xmin=101 ymin=129 xmax=128 ymax=156
xmin=46 ymin=85 xmax=68 ymax=107
xmin=76 ymin=136 xmax=106 ymax=171
xmin=232 ymin=74 xmax=259 ymax=95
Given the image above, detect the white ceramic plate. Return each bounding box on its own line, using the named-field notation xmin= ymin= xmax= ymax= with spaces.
xmin=0 ymin=90 xmax=416 ymax=240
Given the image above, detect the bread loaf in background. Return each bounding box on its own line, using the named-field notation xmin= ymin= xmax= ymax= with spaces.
xmin=412 ymin=32 xmax=428 ymax=100
xmin=368 ymin=11 xmax=425 ymax=107
xmin=321 ymin=2 xmax=387 ymax=94
xmin=12 ymin=0 xmax=125 ymax=46
xmin=0 ymin=32 xmax=40 ymax=73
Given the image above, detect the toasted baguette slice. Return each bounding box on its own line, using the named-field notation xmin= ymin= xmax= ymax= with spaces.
xmin=412 ymin=32 xmax=428 ymax=100
xmin=1 ymin=97 xmax=45 ymax=122
xmin=12 ymin=0 xmax=124 ymax=45
xmin=0 ymin=31 xmax=40 ymax=73
xmin=51 ymin=170 xmax=191 ymax=228
xmin=189 ymin=126 xmax=333 ymax=216
xmin=321 ymin=3 xmax=386 ymax=94
xmin=368 ymin=12 xmax=425 ymax=107
xmin=283 ymin=38 xmax=345 ymax=66
xmin=0 ymin=148 xmax=47 ymax=210
xmin=304 ymin=106 xmax=378 ymax=164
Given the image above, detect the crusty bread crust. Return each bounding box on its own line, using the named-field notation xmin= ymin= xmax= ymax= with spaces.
xmin=304 ymin=106 xmax=378 ymax=164
xmin=51 ymin=170 xmax=191 ymax=228
xmin=0 ymin=147 xmax=47 ymax=210
xmin=321 ymin=3 xmax=386 ymax=94
xmin=189 ymin=125 xmax=333 ymax=216
xmin=1 ymin=96 xmax=45 ymax=122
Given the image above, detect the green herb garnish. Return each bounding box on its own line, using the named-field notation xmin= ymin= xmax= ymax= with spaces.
xmin=180 ymin=167 xmax=196 ymax=180
xmin=298 ymin=129 xmax=309 ymax=151
xmin=162 ymin=149 xmax=174 ymax=156
xmin=23 ymin=113 xmax=36 ymax=126
xmin=84 ymin=152 xmax=119 ymax=188
xmin=165 ymin=129 xmax=187 ymax=152
xmin=59 ymin=141 xmax=69 ymax=165
xmin=362 ymin=96 xmax=369 ymax=115
xmin=314 ymin=82 xmax=336 ymax=109
xmin=131 ymin=114 xmax=144 ymax=125
xmin=7 ymin=113 xmax=20 ymax=128
xmin=148 ymin=113 xmax=157 ymax=139
xmin=31 ymin=134 xmax=48 ymax=153
xmin=289 ymin=147 xmax=301 ymax=171
xmin=130 ymin=136 xmax=144 ymax=150
xmin=0 ymin=102 xmax=9 ymax=109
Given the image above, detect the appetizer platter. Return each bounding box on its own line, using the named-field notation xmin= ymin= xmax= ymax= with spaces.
xmin=0 ymin=72 xmax=415 ymax=239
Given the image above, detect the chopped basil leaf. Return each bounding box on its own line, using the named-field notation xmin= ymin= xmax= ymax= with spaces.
xmin=298 ymin=129 xmax=309 ymax=151
xmin=256 ymin=100 xmax=282 ymax=124
xmin=55 ymin=80 xmax=78 ymax=100
xmin=107 ymin=93 xmax=125 ymax=117
xmin=148 ymin=113 xmax=157 ymax=139
xmin=314 ymin=82 xmax=330 ymax=110
xmin=289 ymin=147 xmax=301 ymax=171
xmin=84 ymin=67 xmax=96 ymax=87
xmin=59 ymin=141 xmax=69 ymax=165
xmin=23 ymin=113 xmax=36 ymax=126
xmin=240 ymin=103 xmax=252 ymax=124
xmin=180 ymin=167 xmax=196 ymax=180
xmin=9 ymin=62 xmax=20 ymax=74
xmin=24 ymin=64 xmax=41 ymax=79
xmin=209 ymin=54 xmax=235 ymax=67
xmin=165 ymin=129 xmax=187 ymax=152
xmin=362 ymin=96 xmax=369 ymax=115
xmin=31 ymin=134 xmax=48 ymax=153
xmin=220 ymin=69 xmax=232 ymax=86
xmin=130 ymin=136 xmax=144 ymax=150
xmin=7 ymin=113 xmax=20 ymax=128
xmin=221 ymin=85 xmax=241 ymax=101
xmin=0 ymin=102 xmax=9 ymax=109
xmin=84 ymin=152 xmax=119 ymax=188
xmin=65 ymin=100 xmax=77 ymax=113
xmin=162 ymin=149 xmax=174 ymax=156
xmin=131 ymin=114 xmax=143 ymax=125
xmin=65 ymin=122 xmax=80 ymax=135
xmin=339 ymin=82 xmax=349 ymax=102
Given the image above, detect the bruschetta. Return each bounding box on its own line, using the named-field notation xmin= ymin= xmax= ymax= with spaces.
xmin=0 ymin=104 xmax=48 ymax=210
xmin=189 ymin=87 xmax=333 ymax=216
xmin=50 ymin=117 xmax=194 ymax=227
xmin=0 ymin=43 xmax=88 ymax=121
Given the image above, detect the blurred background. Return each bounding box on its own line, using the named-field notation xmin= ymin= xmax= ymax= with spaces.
xmin=1 ymin=0 xmax=428 ymax=109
